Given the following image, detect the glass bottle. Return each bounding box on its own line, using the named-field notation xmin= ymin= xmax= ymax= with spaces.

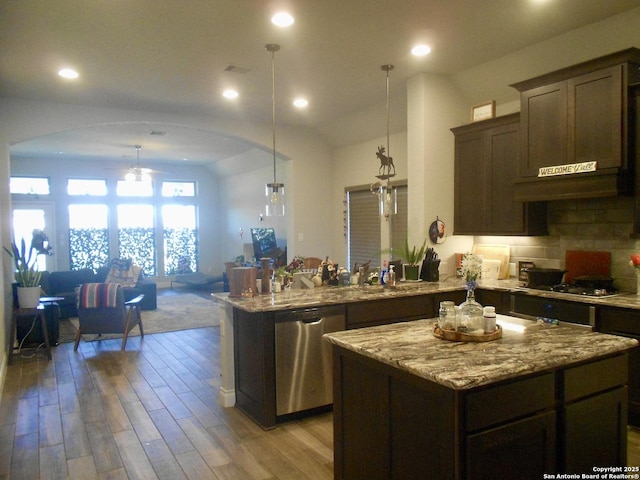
xmin=459 ymin=288 xmax=483 ymax=333
xmin=438 ymin=301 xmax=456 ymax=329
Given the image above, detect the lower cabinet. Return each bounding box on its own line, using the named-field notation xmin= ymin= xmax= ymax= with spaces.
xmin=332 ymin=347 xmax=629 ymax=479
xmin=466 ymin=411 xmax=556 ymax=480
xmin=346 ymin=294 xmax=434 ymax=328
xmin=598 ymin=306 xmax=640 ymax=427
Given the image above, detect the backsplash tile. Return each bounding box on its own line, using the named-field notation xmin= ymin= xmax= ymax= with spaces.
xmin=476 ymin=196 xmax=640 ymax=293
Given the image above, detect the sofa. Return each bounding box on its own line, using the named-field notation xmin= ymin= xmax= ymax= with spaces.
xmin=40 ymin=267 xmax=157 ymax=318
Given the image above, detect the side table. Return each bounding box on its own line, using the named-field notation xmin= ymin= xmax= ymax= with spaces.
xmin=9 ymin=297 xmax=63 ymax=365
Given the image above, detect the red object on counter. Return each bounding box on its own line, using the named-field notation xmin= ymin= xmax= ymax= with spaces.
xmin=564 ymin=250 xmax=611 ymax=284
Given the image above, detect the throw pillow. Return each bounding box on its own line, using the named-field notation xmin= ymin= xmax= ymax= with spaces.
xmin=110 ymin=258 xmax=132 ymax=270
xmin=105 ymin=263 xmax=141 ymax=287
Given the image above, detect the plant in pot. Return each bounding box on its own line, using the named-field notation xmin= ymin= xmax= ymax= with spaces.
xmin=395 ymin=238 xmax=427 ymax=281
xmin=4 ymin=238 xmax=42 ymax=308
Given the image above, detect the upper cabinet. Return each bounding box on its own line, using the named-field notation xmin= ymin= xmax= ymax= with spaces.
xmin=510 ymin=48 xmax=640 ymax=202
xmin=452 ymin=113 xmax=547 ymax=236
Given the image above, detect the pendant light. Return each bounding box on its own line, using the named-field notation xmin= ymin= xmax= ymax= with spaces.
xmin=376 ymin=64 xmax=397 ymax=219
xmin=265 ymin=43 xmax=285 ymax=216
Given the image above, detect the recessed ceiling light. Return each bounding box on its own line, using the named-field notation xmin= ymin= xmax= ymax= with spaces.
xmin=222 ymin=89 xmax=239 ymax=99
xmin=411 ymin=44 xmax=432 ymax=57
xmin=58 ymin=68 xmax=79 ymax=79
xmin=272 ymin=12 xmax=294 ymax=27
xmin=293 ymin=98 xmax=308 ymax=108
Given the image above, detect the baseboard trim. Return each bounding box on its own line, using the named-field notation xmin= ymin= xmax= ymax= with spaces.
xmin=219 ymin=387 xmax=236 ymax=407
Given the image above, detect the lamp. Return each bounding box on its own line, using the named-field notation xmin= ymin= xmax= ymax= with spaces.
xmin=375 ymin=64 xmax=397 ymax=219
xmin=265 ymin=43 xmax=285 ymax=217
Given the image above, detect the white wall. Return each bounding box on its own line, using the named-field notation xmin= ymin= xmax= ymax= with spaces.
xmin=331 ymin=131 xmax=407 ymax=268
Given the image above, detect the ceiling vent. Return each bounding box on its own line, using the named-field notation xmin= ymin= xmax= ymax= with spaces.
xmin=224 ymin=64 xmax=251 ymax=74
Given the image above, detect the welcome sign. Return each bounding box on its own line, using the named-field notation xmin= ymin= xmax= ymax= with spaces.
xmin=538 ymin=161 xmax=597 ymax=177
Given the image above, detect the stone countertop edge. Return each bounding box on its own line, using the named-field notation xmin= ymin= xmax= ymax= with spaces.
xmin=323 ymin=315 xmax=639 ymax=391
xmin=211 ymin=277 xmax=640 ymax=313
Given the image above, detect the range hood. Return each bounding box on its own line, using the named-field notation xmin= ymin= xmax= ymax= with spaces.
xmin=513 ymin=169 xmax=632 ymax=203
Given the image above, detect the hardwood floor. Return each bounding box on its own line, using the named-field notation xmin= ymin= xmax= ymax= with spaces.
xmin=0 ymin=326 xmax=333 ymax=479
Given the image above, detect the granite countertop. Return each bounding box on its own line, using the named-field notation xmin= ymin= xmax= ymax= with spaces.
xmin=212 ymin=276 xmax=640 ymax=312
xmin=323 ymin=314 xmax=639 ymax=390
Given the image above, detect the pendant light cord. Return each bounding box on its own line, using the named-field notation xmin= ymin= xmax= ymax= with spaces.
xmin=267 ymin=44 xmax=280 ymax=184
xmin=382 ymin=64 xmax=394 ymax=188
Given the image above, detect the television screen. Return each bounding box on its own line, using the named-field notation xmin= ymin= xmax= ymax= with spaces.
xmin=251 ymin=228 xmax=278 ymax=259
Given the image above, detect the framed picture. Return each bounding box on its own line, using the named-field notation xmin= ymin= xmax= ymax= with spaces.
xmin=471 ymin=101 xmax=496 ymax=122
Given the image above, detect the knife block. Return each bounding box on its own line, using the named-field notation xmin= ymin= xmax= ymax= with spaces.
xmin=229 ymin=267 xmax=258 ymax=297
xmin=421 ymin=260 xmax=441 ymax=282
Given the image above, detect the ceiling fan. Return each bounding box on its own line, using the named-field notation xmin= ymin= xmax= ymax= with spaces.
xmin=122 ymin=145 xmax=172 ymax=182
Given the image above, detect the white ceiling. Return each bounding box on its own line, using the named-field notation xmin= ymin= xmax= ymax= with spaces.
xmin=3 ymin=0 xmax=640 ymax=168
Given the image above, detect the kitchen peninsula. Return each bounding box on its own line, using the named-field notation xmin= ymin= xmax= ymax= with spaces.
xmin=214 ymin=279 xmax=640 ymax=429
xmin=324 ymin=316 xmax=638 ymax=479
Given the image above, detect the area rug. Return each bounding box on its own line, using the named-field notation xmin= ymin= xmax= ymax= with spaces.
xmin=57 ymin=293 xmax=221 ymax=344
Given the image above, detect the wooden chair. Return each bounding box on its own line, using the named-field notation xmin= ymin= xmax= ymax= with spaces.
xmin=74 ymin=283 xmax=144 ymax=351
xmin=303 ymin=257 xmax=323 ymax=271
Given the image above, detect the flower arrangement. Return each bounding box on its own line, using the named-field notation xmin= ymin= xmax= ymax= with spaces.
xmin=460 ymin=252 xmax=482 ymax=290
xmin=630 ymin=254 xmax=640 ymax=272
xmin=285 ymin=255 xmax=305 ymax=274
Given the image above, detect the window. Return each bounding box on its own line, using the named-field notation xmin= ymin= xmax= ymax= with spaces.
xmin=10 ymin=176 xmax=50 ymax=195
xmin=346 ymin=184 xmax=407 ymax=269
xmin=163 ymin=205 xmax=197 ymax=275
xmin=117 ymin=204 xmax=156 ymax=276
xmin=116 ymin=179 xmax=153 ymax=197
xmin=68 ymin=204 xmax=110 ymax=270
xmin=67 ymin=179 xmax=107 ymax=196
xmin=11 ymin=208 xmax=50 ymax=272
xmin=162 ymin=181 xmax=195 ymax=197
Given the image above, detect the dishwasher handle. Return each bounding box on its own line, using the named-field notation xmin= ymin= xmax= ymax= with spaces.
xmin=302 ymin=318 xmax=323 ymax=325
xmin=275 ymin=305 xmax=345 ymax=322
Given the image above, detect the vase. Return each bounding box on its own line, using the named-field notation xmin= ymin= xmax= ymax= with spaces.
xmin=637 ymin=273 xmax=640 ymax=296
xmin=459 ymin=288 xmax=483 ymax=333
xmin=17 ymin=286 xmax=41 ymax=309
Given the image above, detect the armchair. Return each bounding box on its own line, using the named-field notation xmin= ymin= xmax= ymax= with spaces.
xmin=74 ymin=283 xmax=144 ymax=351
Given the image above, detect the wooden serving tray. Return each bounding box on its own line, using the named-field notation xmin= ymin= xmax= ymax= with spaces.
xmin=433 ymin=323 xmax=502 ymax=342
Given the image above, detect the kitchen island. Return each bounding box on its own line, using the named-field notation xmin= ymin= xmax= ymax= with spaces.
xmin=324 ymin=315 xmax=639 ymax=479
xmin=213 ymin=279 xmax=640 ymax=429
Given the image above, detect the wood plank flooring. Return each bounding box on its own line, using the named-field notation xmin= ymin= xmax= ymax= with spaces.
xmin=0 ymin=326 xmax=333 ymax=479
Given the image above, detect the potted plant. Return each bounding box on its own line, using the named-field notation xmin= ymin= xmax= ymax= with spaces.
xmin=396 ymin=238 xmax=427 ymax=281
xmin=4 ymin=238 xmax=42 ymax=308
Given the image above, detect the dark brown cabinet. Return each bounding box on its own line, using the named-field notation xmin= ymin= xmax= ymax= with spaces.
xmin=332 ymin=346 xmax=629 ymax=480
xmin=475 ymin=288 xmax=510 ymax=314
xmin=452 ymin=113 xmax=547 ymax=235
xmin=598 ymin=306 xmax=640 ymax=427
xmin=518 ymin=66 xmax=624 ymax=178
xmin=346 ymin=294 xmax=434 ymax=328
xmin=511 ymin=48 xmax=640 ymax=202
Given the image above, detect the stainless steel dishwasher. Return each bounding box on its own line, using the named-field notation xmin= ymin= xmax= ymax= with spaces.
xmin=274 ymin=305 xmax=345 ymax=416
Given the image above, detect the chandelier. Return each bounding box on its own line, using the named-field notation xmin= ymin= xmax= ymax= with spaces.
xmin=265 ymin=44 xmax=285 ymax=216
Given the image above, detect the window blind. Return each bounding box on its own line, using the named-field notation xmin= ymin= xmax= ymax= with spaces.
xmin=346 ymin=183 xmax=408 ymax=270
